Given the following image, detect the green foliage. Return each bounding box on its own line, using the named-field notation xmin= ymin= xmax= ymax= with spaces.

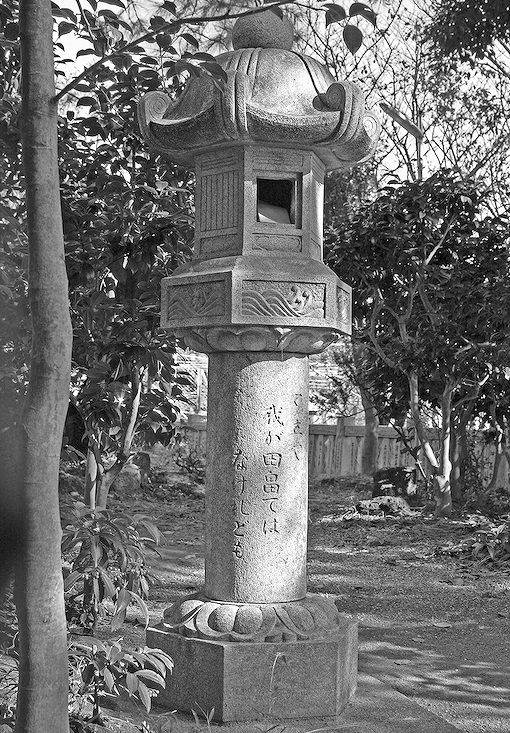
xmin=0 ymin=658 xmax=17 ymax=727
xmin=326 ymin=171 xmax=510 ymax=508
xmin=440 ymin=520 xmax=510 ymax=565
xmin=309 ymin=343 xmax=363 ymax=422
xmin=0 ymin=0 xmax=29 ymax=445
xmin=62 ymin=504 xmax=161 ymax=632
xmin=173 ymin=442 xmax=206 ymax=484
xmin=0 ymin=586 xmax=17 ymax=656
xmin=1 ymin=0 xmax=200 ymax=490
xmin=68 ymin=638 xmax=173 ymax=720
xmin=424 ymin=0 xmax=510 ymax=61
xmin=0 ymin=0 xmax=381 ymax=479
xmin=465 ymin=483 xmax=510 ymax=519
xmin=470 ymin=522 xmax=510 ymax=564
xmin=326 ymin=171 xmax=510 ymax=419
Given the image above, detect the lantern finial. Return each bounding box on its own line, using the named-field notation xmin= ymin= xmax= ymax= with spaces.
xmin=232 ymin=8 xmax=294 ymax=50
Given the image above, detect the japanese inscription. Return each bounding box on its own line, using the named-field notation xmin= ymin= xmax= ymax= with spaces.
xmin=293 ymin=392 xmax=305 ymax=459
xmin=265 ymin=404 xmax=284 ymax=444
xmin=230 ymin=394 xmax=306 ymax=551
xmin=232 ymin=448 xmax=250 ymax=558
xmin=262 ymin=408 xmax=284 ymax=534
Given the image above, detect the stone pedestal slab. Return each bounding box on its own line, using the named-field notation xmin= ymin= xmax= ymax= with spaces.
xmin=147 ymin=614 xmax=357 ymax=722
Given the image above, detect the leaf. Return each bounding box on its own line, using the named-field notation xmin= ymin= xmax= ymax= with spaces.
xmin=58 ymin=21 xmax=77 ymax=36
xmin=324 ymin=4 xmax=347 ymax=25
xmin=156 ymin=34 xmax=176 ymax=52
xmin=180 ymin=33 xmax=199 ymax=49
xmin=126 ymin=671 xmax=138 ymax=695
xmin=112 ymin=586 xmax=131 ymax=628
xmin=137 ymin=680 xmax=152 ymax=712
xmin=140 ymin=653 xmax=166 ymax=677
xmin=197 ymin=61 xmax=228 ymax=83
xmin=128 ymin=590 xmax=150 ymax=628
xmin=100 ymin=0 xmax=126 ymax=7
xmin=150 ymin=15 xmax=168 ymax=30
xmin=98 ymin=568 xmax=117 ymax=600
xmin=349 ymin=2 xmax=376 ymax=26
xmin=52 ymin=5 xmax=77 ymax=21
xmin=136 ymin=518 xmax=162 ymax=545
xmin=144 ymin=648 xmax=173 ymax=671
xmin=81 ymin=663 xmax=95 ymax=686
xmin=103 ymin=666 xmax=116 ymax=691
xmin=343 ymin=24 xmax=363 ymax=53
xmin=162 ymin=1 xmax=176 ymax=14
xmin=61 ymin=533 xmax=80 ymax=555
xmin=63 ymin=569 xmax=83 ymax=591
xmin=135 ymin=668 xmax=166 ymax=688
xmin=109 ymin=646 xmax=124 ymax=665
xmin=86 ymin=637 xmax=107 ymax=653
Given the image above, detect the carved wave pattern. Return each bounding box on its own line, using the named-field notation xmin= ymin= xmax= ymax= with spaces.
xmin=166 ymin=284 xmax=224 ymax=320
xmin=161 ymin=592 xmax=340 ymax=643
xmin=242 ymin=283 xmax=325 ymax=319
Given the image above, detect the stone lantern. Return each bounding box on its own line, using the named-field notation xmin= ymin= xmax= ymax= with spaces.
xmin=138 ymin=9 xmax=378 ymax=723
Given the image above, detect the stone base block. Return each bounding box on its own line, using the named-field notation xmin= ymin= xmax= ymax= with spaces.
xmin=147 ymin=615 xmax=357 ymax=722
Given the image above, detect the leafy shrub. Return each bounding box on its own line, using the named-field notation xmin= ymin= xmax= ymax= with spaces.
xmin=0 ymin=586 xmax=17 ymax=655
xmin=0 ymin=656 xmax=17 ymax=728
xmin=465 ymin=484 xmax=510 ymax=518
xmin=173 ymin=442 xmax=205 ymax=484
xmin=68 ymin=638 xmax=173 ymax=723
xmin=438 ymin=519 xmax=510 ymax=565
xmin=470 ymin=522 xmax=510 ymax=564
xmin=62 ymin=504 xmax=161 ymax=632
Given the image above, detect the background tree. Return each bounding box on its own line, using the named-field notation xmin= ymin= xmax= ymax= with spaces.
xmin=311 ymin=1 xmax=510 ymax=485
xmin=14 ymin=0 xmax=72 ymax=728
xmin=58 ymin=73 xmax=196 ymax=507
xmin=424 ymin=0 xmax=510 ymax=66
xmin=326 ymin=171 xmax=510 ymax=516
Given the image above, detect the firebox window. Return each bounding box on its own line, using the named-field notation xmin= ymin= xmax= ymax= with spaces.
xmin=257 ymin=178 xmax=299 ymax=226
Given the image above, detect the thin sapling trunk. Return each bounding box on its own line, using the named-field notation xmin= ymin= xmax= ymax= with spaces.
xmin=15 ymin=0 xmax=72 ymax=729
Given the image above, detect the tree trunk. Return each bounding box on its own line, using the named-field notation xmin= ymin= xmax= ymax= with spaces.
xmin=475 ymin=424 xmax=508 ymax=509
xmin=352 ymin=342 xmax=379 ymax=476
xmin=449 ymin=424 xmax=462 ymax=504
xmin=408 ymin=371 xmax=439 ymax=469
xmin=85 ymin=370 xmax=142 ymax=509
xmin=450 ymin=405 xmax=472 ymax=504
xmin=15 ymin=0 xmax=72 ymax=730
xmin=408 ymin=371 xmax=452 ymax=517
xmin=360 ymin=388 xmax=379 ymax=476
xmin=435 ymin=386 xmax=453 ymax=517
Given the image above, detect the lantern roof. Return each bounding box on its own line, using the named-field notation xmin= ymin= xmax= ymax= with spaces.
xmin=138 ymin=9 xmax=379 ymax=170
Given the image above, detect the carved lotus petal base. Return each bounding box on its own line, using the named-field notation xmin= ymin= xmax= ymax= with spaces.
xmin=175 ymin=325 xmax=340 ymax=355
xmin=161 ymin=593 xmax=341 ymax=642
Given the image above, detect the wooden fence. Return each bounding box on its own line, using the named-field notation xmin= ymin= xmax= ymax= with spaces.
xmin=178 ymin=414 xmax=509 ymax=487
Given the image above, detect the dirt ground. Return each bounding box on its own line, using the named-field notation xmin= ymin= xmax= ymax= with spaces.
xmin=95 ymin=462 xmax=510 ymax=733
xmin=2 ymin=459 xmax=510 ymax=733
